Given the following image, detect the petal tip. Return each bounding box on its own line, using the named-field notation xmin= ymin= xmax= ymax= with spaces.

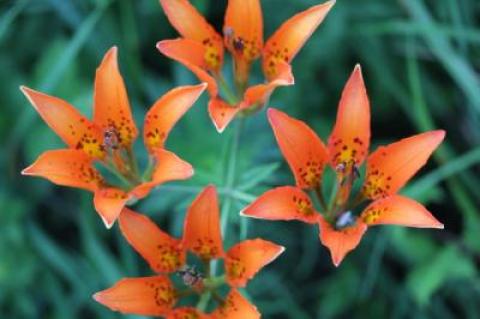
xmin=434 ymin=129 xmax=446 ymax=141
xmin=198 ymin=82 xmax=208 ymax=91
xmin=266 ymin=107 xmax=282 ymax=122
xmin=100 ymin=215 xmax=115 ymax=229
xmin=92 ymin=292 xmax=102 ymax=302
xmin=21 ymin=165 xmax=33 ymax=175
xmin=19 ymin=85 xmax=36 ymax=98
xmin=213 ymin=120 xmax=227 ymax=133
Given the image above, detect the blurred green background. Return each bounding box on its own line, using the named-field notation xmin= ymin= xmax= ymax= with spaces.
xmin=1 ymin=0 xmax=480 ymax=318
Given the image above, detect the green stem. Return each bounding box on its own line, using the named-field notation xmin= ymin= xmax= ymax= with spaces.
xmin=126 ymin=146 xmax=140 ymax=177
xmin=100 ymin=160 xmax=133 ymax=189
xmin=220 ymin=119 xmax=244 ymax=233
xmin=142 ymin=155 xmax=156 ymax=181
xmin=326 ymin=179 xmax=340 ymax=220
xmin=314 ymin=185 xmax=328 ymax=212
xmin=196 ymin=291 xmax=211 ymax=311
xmin=217 ymin=73 xmax=240 ymax=105
xmin=203 ymin=275 xmax=226 ymax=290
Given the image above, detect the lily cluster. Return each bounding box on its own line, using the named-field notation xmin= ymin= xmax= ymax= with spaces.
xmin=243 ymin=65 xmax=445 ymax=266
xmin=22 ymin=47 xmax=204 ymax=228
xmin=20 ymin=0 xmax=448 ymax=318
xmin=157 ymin=0 xmax=335 ymax=132
xmin=94 ymin=186 xmax=284 ymax=318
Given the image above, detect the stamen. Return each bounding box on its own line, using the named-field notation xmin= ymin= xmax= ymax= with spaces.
xmin=177 ymin=265 xmax=204 ymax=288
xmin=335 ymin=211 xmax=356 ymax=230
xmin=102 ymin=126 xmax=120 ymax=150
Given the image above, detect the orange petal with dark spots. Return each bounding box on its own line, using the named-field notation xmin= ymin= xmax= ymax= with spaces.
xmin=328 ymin=65 xmax=370 ymax=172
xmin=208 ymin=98 xmax=243 ymax=133
xmin=182 ymin=185 xmax=224 ymax=260
xmin=167 ymin=307 xmax=208 ymax=319
xmin=93 ymin=187 xmax=131 ymax=229
xmin=318 ymin=215 xmax=367 ymax=267
xmin=144 ymin=83 xmax=207 ymax=153
xmin=362 ymin=130 xmax=445 ymax=200
xmin=267 ymin=108 xmax=328 ymax=189
xmin=361 ymin=195 xmax=444 ymax=229
xmin=119 ymin=208 xmax=186 ymax=273
xmin=93 ymin=276 xmax=176 ymax=316
xmin=130 ymin=148 xmax=194 ymax=199
xmin=93 ymin=47 xmax=137 ymax=148
xmin=243 ymin=62 xmax=294 ymax=108
xmin=20 ymin=86 xmax=105 ymax=159
xmin=241 ymin=186 xmax=319 ymax=224
xmin=211 ymin=289 xmax=260 ymax=319
xmin=22 ymin=149 xmax=103 ymax=191
xmin=225 ymin=239 xmax=284 ymax=288
xmin=262 ymin=1 xmax=335 ymax=81
xmin=224 ymin=0 xmax=263 ymax=82
xmin=159 ymin=0 xmax=223 ymax=71
xmin=157 ymin=39 xmax=219 ymax=97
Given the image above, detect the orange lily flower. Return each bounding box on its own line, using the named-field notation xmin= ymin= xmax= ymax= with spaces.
xmin=157 ymin=0 xmax=335 ymax=132
xmin=242 ymin=65 xmax=445 ymax=266
xmin=94 ymin=186 xmax=284 ymax=317
xmin=21 ymin=47 xmax=206 ymax=228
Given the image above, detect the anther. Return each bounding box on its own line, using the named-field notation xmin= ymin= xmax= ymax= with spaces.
xmin=335 ymin=211 xmax=356 ymax=230
xmin=177 ymin=265 xmax=203 ymax=287
xmin=102 ymin=127 xmax=120 ymax=150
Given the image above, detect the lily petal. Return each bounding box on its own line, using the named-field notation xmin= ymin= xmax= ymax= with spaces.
xmin=144 ymin=83 xmax=207 ymax=153
xmin=93 ymin=276 xmax=176 ymax=316
xmin=22 ymin=149 xmax=102 ymax=191
xmin=208 ymin=98 xmax=244 ymax=133
xmin=212 ymin=289 xmax=260 ymax=319
xmin=182 ymin=185 xmax=224 ymax=260
xmin=241 ymin=186 xmax=319 ymax=224
xmin=225 ymin=239 xmax=284 ymax=288
xmin=267 ymin=108 xmax=328 ymax=189
xmin=159 ymin=0 xmax=223 ymax=71
xmin=93 ymin=47 xmax=137 ymax=148
xmin=262 ymin=0 xmax=335 ymax=81
xmin=167 ymin=307 xmax=208 ymax=319
xmin=131 ymin=148 xmax=194 ymax=199
xmin=243 ymin=62 xmax=294 ymax=108
xmin=224 ymin=0 xmax=263 ymax=82
xmin=93 ymin=187 xmax=130 ymax=229
xmin=20 ymin=86 xmax=104 ymax=159
xmin=157 ymin=39 xmax=219 ymax=97
xmin=362 ymin=130 xmax=445 ymax=199
xmin=119 ymin=208 xmax=186 ymax=273
xmin=328 ymin=65 xmax=370 ymax=172
xmin=361 ymin=195 xmax=444 ymax=229
xmin=318 ymin=215 xmax=367 ymax=267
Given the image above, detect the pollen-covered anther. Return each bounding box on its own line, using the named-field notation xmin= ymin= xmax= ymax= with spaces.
xmin=177 ymin=265 xmax=204 ymax=288
xmin=292 ymin=195 xmax=314 ymax=217
xmin=102 ymin=126 xmax=121 ymax=150
xmin=146 ymin=280 xmax=177 ymax=307
xmin=156 ymin=244 xmax=182 ymax=272
xmin=192 ymin=237 xmax=219 ymax=260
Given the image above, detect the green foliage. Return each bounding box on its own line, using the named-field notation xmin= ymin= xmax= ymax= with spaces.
xmin=1 ymin=0 xmax=480 ymax=318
